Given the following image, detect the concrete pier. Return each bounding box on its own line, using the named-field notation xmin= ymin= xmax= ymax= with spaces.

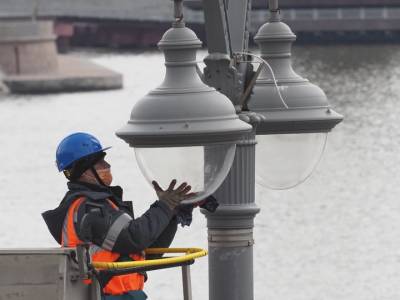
xmin=0 ymin=19 xmax=122 ymax=94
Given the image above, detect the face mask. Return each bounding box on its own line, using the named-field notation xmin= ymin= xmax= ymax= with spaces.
xmin=81 ymin=167 xmax=113 ymax=186
xmin=96 ymin=168 xmax=113 ymax=186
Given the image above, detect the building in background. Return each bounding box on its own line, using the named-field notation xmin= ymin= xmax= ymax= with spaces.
xmin=186 ymin=0 xmax=400 ymax=43
xmin=0 ymin=0 xmax=399 ymax=49
xmin=256 ymin=0 xmax=400 ymax=42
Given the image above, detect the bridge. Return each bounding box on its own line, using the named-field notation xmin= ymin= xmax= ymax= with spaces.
xmin=252 ymin=0 xmax=400 ymax=8
xmin=187 ymin=0 xmax=400 ymax=40
xmin=0 ymin=0 xmax=399 ymax=46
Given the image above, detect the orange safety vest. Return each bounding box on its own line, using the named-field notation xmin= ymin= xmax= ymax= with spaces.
xmin=62 ymin=197 xmax=145 ymax=295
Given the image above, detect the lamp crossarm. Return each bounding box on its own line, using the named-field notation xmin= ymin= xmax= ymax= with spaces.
xmin=201 ymin=0 xmax=254 ymax=110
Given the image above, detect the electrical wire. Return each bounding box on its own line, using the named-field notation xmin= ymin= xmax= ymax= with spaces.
xmin=237 ymin=51 xmax=289 ymax=109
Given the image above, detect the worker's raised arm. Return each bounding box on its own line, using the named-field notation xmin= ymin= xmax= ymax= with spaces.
xmin=76 ymin=180 xmax=192 ymax=255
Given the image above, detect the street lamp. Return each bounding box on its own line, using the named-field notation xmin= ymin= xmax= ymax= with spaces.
xmin=117 ymin=0 xmax=343 ymax=299
xmin=116 ymin=0 xmax=251 ymax=204
xmin=246 ymin=1 xmax=343 ymax=189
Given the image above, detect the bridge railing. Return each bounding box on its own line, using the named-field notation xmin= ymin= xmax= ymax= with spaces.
xmin=253 ymin=7 xmax=400 ymax=21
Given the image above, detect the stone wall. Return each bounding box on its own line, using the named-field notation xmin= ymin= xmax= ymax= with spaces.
xmin=0 ymin=20 xmax=58 ymax=75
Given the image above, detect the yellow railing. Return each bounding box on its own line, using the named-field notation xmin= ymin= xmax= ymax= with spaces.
xmin=92 ymin=247 xmax=207 ymax=270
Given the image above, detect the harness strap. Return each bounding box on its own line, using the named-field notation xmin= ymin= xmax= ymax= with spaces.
xmin=90 ymin=166 xmax=107 ymax=187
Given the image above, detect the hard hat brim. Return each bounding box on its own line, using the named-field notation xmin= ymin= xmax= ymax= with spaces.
xmin=57 ymin=146 xmax=112 ymax=172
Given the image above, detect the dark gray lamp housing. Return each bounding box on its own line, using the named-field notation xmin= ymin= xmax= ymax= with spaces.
xmin=117 ymin=18 xmax=251 ymax=203
xmin=248 ymin=9 xmax=343 ymax=190
xmin=249 ymin=20 xmax=343 ymax=134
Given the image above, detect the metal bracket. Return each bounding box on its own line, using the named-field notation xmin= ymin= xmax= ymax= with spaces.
xmin=69 ymin=267 xmax=81 ymax=281
xmin=182 ymin=265 xmax=192 ymax=300
xmin=76 ymin=244 xmax=91 ymax=280
xmin=203 ymin=53 xmax=242 ymax=105
xmin=201 ymin=0 xmax=255 ymax=109
xmin=203 ymin=53 xmax=260 ymax=111
xmin=67 ymin=250 xmax=80 ymax=282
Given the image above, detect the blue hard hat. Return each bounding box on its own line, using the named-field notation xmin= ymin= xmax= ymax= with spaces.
xmin=56 ymin=132 xmax=111 ymax=172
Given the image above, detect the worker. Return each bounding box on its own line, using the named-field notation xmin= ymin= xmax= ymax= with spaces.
xmin=42 ymin=132 xmax=195 ymax=300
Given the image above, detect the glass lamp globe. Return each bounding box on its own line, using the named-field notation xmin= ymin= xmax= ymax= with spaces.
xmin=256 ymin=133 xmax=327 ymax=190
xmin=135 ymin=143 xmax=236 ymax=204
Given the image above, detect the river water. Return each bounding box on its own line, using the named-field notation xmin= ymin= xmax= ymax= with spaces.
xmin=0 ymin=44 xmax=400 ymax=300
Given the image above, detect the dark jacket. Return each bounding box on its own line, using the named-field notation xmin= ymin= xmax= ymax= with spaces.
xmin=42 ymin=182 xmax=178 ymax=256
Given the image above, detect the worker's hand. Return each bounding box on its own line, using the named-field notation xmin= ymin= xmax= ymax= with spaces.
xmin=152 ymin=179 xmax=194 ymax=211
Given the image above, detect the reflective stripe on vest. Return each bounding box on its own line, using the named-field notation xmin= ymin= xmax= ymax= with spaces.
xmin=102 ymin=212 xmax=133 ymax=251
xmin=62 ymin=197 xmax=145 ymax=295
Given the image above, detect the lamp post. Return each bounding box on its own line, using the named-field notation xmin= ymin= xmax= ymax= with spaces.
xmin=201 ymin=0 xmax=342 ymax=299
xmin=117 ymin=0 xmax=342 ymax=300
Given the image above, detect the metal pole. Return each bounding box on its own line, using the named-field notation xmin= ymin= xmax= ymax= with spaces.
xmin=200 ymin=2 xmax=261 ymax=300
xmin=204 ymin=127 xmax=260 ymax=300
xmin=202 ymin=0 xmax=231 ymax=54
xmin=182 ymin=265 xmax=193 ymax=300
xmin=269 ymin=0 xmax=279 ymax=11
xmin=173 ymin=0 xmax=184 ymax=22
xmin=268 ymin=0 xmax=281 ymax=21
